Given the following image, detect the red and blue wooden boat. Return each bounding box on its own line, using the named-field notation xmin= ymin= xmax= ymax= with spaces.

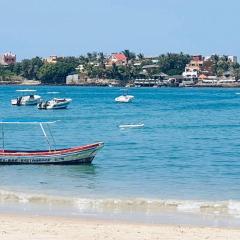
xmin=0 ymin=120 xmax=104 ymax=164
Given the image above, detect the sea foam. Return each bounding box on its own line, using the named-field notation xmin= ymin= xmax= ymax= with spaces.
xmin=0 ymin=189 xmax=239 ymax=218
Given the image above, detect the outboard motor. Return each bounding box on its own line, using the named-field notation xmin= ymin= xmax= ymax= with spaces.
xmin=44 ymin=101 xmax=49 ymax=109
xmin=38 ymin=101 xmax=44 ymax=110
xmin=17 ymin=97 xmax=22 ymax=106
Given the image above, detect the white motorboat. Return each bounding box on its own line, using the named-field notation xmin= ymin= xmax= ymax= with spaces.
xmin=115 ymin=94 xmax=134 ymax=103
xmin=11 ymin=94 xmax=41 ymax=106
xmin=115 ymin=89 xmax=134 ymax=103
xmin=38 ymin=98 xmax=72 ymax=110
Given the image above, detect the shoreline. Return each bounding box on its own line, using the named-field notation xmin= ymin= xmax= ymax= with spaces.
xmin=0 ymin=187 xmax=240 ymax=228
xmin=2 ymin=82 xmax=240 ymax=88
xmin=0 ymin=212 xmax=240 ymax=240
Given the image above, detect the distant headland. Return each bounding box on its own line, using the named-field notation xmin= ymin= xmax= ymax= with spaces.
xmin=1 ymin=50 xmax=240 ymax=88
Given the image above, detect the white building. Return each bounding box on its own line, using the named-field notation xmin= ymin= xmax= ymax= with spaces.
xmin=182 ymin=69 xmax=198 ymax=78
xmin=227 ymin=56 xmax=237 ymax=63
xmin=0 ymin=52 xmax=16 ymax=65
xmin=205 ymin=55 xmax=237 ymax=63
xmin=66 ymin=74 xmax=79 ymax=84
xmin=182 ymin=55 xmax=203 ymax=79
xmin=76 ymin=64 xmax=85 ymax=72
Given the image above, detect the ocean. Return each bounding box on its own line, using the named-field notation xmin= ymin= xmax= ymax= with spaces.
xmin=0 ymin=85 xmax=240 ymax=227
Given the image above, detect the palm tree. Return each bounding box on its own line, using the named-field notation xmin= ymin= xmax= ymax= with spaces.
xmin=137 ymin=53 xmax=144 ymax=60
xmin=87 ymin=52 xmax=93 ymax=61
xmin=122 ymin=50 xmax=130 ymax=64
xmin=122 ymin=49 xmax=136 ymax=64
xmin=98 ymin=52 xmax=105 ymax=68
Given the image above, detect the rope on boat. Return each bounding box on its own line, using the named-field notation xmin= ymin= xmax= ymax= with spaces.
xmin=47 ymin=123 xmax=57 ymax=151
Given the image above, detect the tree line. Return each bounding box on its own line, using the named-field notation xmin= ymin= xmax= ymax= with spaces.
xmin=0 ymin=51 xmax=240 ymax=84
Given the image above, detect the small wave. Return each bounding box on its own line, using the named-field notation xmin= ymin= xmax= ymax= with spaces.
xmin=177 ymin=202 xmax=201 ymax=213
xmin=235 ymin=93 xmax=240 ymax=95
xmin=0 ymin=189 xmax=239 ymax=217
xmin=228 ymin=201 xmax=240 ymax=217
xmin=47 ymin=92 xmax=60 ymax=94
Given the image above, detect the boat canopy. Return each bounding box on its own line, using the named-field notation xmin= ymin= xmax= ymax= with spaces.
xmin=0 ymin=120 xmax=58 ymax=124
xmin=0 ymin=120 xmax=59 ymax=151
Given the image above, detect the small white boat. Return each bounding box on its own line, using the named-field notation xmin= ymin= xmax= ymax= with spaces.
xmin=38 ymin=98 xmax=72 ymax=110
xmin=115 ymin=95 xmax=134 ymax=103
xmin=115 ymin=89 xmax=134 ymax=103
xmin=11 ymin=95 xmax=41 ymax=106
xmin=119 ymin=123 xmax=144 ymax=129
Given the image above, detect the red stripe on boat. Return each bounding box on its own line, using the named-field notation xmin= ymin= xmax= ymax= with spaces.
xmin=0 ymin=142 xmax=103 ymax=157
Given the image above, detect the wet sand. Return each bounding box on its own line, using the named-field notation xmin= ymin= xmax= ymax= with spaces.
xmin=0 ymin=213 xmax=239 ymax=240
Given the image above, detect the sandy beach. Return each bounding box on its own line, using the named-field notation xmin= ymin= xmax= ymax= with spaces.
xmin=0 ymin=214 xmax=238 ymax=240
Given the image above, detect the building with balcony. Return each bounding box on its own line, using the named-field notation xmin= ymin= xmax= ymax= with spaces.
xmin=182 ymin=55 xmax=203 ymax=79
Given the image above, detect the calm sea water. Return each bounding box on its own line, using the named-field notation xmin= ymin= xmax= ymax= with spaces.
xmin=1 ymin=85 xmax=240 ymax=226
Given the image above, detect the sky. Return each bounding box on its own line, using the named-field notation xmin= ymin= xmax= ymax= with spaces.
xmin=1 ymin=0 xmax=240 ymax=60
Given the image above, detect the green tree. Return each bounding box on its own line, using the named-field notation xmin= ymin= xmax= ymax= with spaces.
xmin=37 ymin=62 xmax=75 ymax=84
xmin=158 ymin=52 xmax=191 ymax=75
xmin=98 ymin=52 xmax=105 ymax=68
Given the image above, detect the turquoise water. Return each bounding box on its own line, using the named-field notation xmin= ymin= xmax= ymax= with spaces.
xmin=1 ymin=86 xmax=240 ymax=226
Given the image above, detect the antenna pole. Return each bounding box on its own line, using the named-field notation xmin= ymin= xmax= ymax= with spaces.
xmin=47 ymin=124 xmax=56 ymax=151
xmin=1 ymin=123 xmax=4 ymax=152
xmin=40 ymin=123 xmax=51 ymax=151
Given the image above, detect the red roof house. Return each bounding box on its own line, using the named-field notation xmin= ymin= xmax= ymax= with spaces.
xmin=108 ymin=53 xmax=127 ymax=66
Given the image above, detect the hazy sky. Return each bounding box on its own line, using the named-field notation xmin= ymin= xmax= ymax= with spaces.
xmin=1 ymin=0 xmax=239 ymax=59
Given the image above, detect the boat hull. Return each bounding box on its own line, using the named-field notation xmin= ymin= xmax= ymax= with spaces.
xmin=0 ymin=142 xmax=103 ymax=164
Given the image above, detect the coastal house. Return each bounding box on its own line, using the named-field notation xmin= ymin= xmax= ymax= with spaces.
xmin=197 ymin=75 xmax=218 ymax=85
xmin=141 ymin=64 xmax=159 ymax=76
xmin=182 ymin=55 xmax=203 ymax=79
xmin=107 ymin=53 xmax=127 ymax=66
xmin=76 ymin=64 xmax=85 ymax=73
xmin=143 ymin=56 xmax=159 ymax=64
xmin=0 ymin=52 xmax=16 ymax=65
xmin=66 ymin=73 xmax=88 ymax=85
xmin=205 ymin=55 xmax=237 ymax=64
xmin=66 ymin=74 xmax=80 ymax=84
xmin=134 ymin=78 xmax=158 ymax=87
xmin=45 ymin=55 xmax=59 ymax=64
xmin=227 ymin=56 xmax=238 ymax=63
xmin=134 ymin=73 xmax=170 ymax=87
